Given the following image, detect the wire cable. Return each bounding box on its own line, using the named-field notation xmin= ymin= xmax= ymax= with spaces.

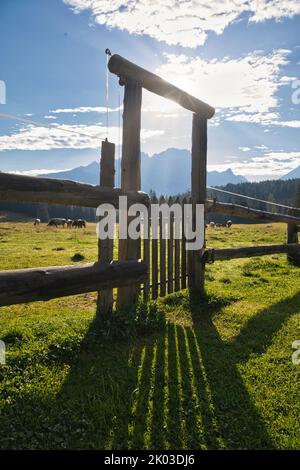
xmin=105 ymin=48 xmax=112 ymax=139
xmin=0 ymin=111 xmax=100 ymax=140
xmin=117 ymin=90 xmax=122 ymax=188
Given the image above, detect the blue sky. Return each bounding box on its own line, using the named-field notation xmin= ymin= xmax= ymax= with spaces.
xmin=0 ymin=0 xmax=300 ymax=180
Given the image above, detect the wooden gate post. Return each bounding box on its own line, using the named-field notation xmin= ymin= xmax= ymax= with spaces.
xmin=287 ymin=209 xmax=300 ymax=266
xmin=188 ymin=113 xmax=207 ymax=294
xmin=117 ymin=79 xmax=142 ymax=309
xmin=97 ymin=139 xmax=115 ymax=315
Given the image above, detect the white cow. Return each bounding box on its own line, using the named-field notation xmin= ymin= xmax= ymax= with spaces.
xmin=34 ymin=218 xmax=41 ymax=226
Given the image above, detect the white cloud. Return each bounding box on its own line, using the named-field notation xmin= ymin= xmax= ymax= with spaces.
xmin=227 ymin=112 xmax=280 ymax=124
xmin=211 ymin=151 xmax=300 ymax=178
xmin=50 ymin=106 xmax=120 ymax=113
xmin=249 ymin=1 xmax=300 ymax=23
xmin=7 ymin=168 xmax=68 ymax=176
xmin=239 ymin=147 xmax=251 ymax=152
xmin=64 ymin=0 xmax=300 ymax=48
xmin=272 ymin=120 xmax=300 ymax=128
xmin=154 ymin=49 xmax=291 ymax=115
xmin=227 ymin=115 xmax=300 ymax=128
xmin=0 ymin=123 xmax=164 ymax=151
xmin=255 ymin=144 xmax=269 ymax=150
xmin=44 ymin=115 xmax=57 ymax=120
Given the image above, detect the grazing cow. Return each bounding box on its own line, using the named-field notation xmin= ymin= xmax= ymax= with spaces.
xmin=67 ymin=219 xmax=73 ymax=228
xmin=33 ymin=218 xmax=41 ymax=226
xmin=47 ymin=218 xmax=67 ymax=228
xmin=226 ymin=220 xmax=232 ymax=228
xmin=209 ymin=221 xmax=215 ymax=228
xmin=72 ymin=219 xmax=86 ymax=228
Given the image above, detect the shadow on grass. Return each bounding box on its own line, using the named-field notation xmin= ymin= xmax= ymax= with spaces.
xmin=1 ymin=291 xmax=300 ymax=449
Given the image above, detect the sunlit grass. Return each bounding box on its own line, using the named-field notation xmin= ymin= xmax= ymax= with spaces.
xmin=0 ymin=222 xmax=299 ymax=449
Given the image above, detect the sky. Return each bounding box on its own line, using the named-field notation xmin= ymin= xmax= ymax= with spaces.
xmin=0 ymin=0 xmax=300 ymax=181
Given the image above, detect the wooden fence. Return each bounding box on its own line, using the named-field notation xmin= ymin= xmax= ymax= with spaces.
xmin=0 ymin=53 xmax=300 ymax=311
xmin=139 ymin=196 xmax=300 ymax=302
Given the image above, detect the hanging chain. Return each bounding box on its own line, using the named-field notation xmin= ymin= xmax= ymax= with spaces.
xmin=105 ymin=48 xmax=112 ymax=139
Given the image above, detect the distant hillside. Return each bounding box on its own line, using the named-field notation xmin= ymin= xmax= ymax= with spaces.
xmin=281 ymin=165 xmax=300 ymax=180
xmin=213 ymin=178 xmax=300 ymax=209
xmin=43 ymin=161 xmax=100 ymax=185
xmin=42 ymin=148 xmax=247 ymax=194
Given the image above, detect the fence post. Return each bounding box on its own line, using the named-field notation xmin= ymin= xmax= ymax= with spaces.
xmin=188 ymin=113 xmax=207 ymax=295
xmin=287 ymin=209 xmax=300 ymax=266
xmin=97 ymin=139 xmax=115 ymax=315
xmin=117 ymin=79 xmax=142 ymax=309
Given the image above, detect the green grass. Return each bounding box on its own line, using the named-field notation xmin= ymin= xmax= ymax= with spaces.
xmin=0 ymin=222 xmax=299 ymax=449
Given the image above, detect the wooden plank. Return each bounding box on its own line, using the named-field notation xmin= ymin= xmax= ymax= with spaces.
xmin=0 ymin=260 xmax=147 ymax=307
xmin=117 ymin=80 xmax=142 ymax=308
xmin=0 ymin=171 xmax=148 ymax=208
xmin=181 ymin=197 xmax=187 ymax=290
xmin=174 ymin=197 xmax=180 ymax=291
xmin=203 ymin=244 xmax=300 ymax=262
xmin=108 ymin=54 xmax=215 ymax=119
xmin=151 ymin=196 xmax=158 ymax=299
xmin=97 ymin=139 xmax=115 ymax=315
xmin=167 ymin=197 xmax=174 ymax=294
xmin=206 ymin=199 xmax=300 ymax=225
xmin=189 ymin=114 xmax=207 ymax=295
xmin=143 ymin=212 xmax=150 ymax=301
xmin=187 ymin=195 xmax=194 ymax=290
xmin=159 ymin=196 xmax=166 ymax=297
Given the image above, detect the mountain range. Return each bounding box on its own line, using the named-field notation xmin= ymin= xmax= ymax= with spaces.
xmin=280 ymin=165 xmax=300 ymax=180
xmin=42 ymin=148 xmax=247 ymax=195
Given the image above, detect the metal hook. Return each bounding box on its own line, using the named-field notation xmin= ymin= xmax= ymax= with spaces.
xmin=105 ymin=48 xmax=112 ymax=56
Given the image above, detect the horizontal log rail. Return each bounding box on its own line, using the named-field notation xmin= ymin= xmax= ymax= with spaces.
xmin=0 ymin=171 xmax=149 ymax=208
xmin=203 ymin=243 xmax=300 ymax=263
xmin=108 ymin=54 xmax=215 ymax=119
xmin=0 ymin=260 xmax=147 ymax=307
xmin=206 ymin=199 xmax=300 ymax=225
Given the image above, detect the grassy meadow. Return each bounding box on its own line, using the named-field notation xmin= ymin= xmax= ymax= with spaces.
xmin=0 ymin=221 xmax=299 ymax=449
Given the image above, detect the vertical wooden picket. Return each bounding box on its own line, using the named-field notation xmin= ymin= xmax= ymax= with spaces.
xmin=167 ymin=196 xmax=174 ymax=294
xmin=143 ymin=214 xmax=150 ymax=300
xmin=151 ymin=196 xmax=158 ymax=299
xmin=181 ymin=197 xmax=187 ymax=290
xmin=174 ymin=197 xmax=180 ymax=292
xmin=159 ymin=195 xmax=166 ymax=297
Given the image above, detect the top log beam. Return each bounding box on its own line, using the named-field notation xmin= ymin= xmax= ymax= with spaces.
xmin=0 ymin=171 xmax=149 ymax=208
xmin=108 ymin=54 xmax=215 ymax=120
